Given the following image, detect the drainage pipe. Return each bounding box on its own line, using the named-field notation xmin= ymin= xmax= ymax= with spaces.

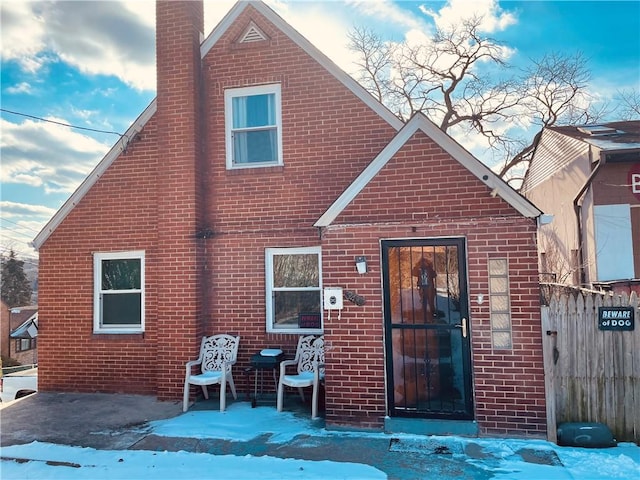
xmin=573 ymin=147 xmax=604 ymax=286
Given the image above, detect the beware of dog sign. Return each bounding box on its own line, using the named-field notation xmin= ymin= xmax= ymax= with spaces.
xmin=598 ymin=306 xmax=635 ymax=331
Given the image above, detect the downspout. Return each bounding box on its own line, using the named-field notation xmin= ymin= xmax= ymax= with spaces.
xmin=573 ymin=147 xmax=604 ymax=286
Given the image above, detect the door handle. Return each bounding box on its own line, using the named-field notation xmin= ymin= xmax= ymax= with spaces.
xmin=455 ymin=318 xmax=468 ymax=338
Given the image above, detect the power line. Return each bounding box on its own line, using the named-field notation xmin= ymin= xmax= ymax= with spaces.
xmin=0 ymin=242 xmax=36 ymax=254
xmin=0 ymin=227 xmax=35 ymax=240
xmin=0 ymin=246 xmax=39 ymax=266
xmin=0 ymin=217 xmax=42 ymax=234
xmin=0 ymin=244 xmax=38 ymax=258
xmin=1 ymin=108 xmax=125 ymax=138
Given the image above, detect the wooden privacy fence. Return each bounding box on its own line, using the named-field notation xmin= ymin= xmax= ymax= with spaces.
xmin=541 ymin=284 xmax=639 ymax=444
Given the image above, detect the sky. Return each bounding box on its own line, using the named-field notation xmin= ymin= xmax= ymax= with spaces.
xmin=1 ymin=401 xmax=639 ymax=479
xmin=1 ymin=0 xmax=639 ymax=263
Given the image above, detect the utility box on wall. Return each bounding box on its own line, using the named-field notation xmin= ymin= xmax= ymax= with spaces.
xmin=324 ymin=287 xmax=343 ymax=310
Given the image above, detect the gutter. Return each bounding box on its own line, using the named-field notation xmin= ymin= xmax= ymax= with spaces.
xmin=573 ymin=147 xmax=604 ymax=286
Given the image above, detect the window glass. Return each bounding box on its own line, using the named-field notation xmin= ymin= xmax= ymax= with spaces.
xmin=232 ymin=94 xmax=275 ymax=128
xmin=101 ymin=259 xmax=141 ymax=290
xmin=233 ymin=129 xmax=277 ymax=164
xmin=273 ymin=253 xmax=319 ymax=288
xmin=266 ymin=247 xmax=322 ymax=333
xmin=102 ymin=293 xmax=142 ymax=325
xmin=225 ymin=84 xmax=282 ymax=168
xmin=94 ymin=251 xmax=144 ymax=333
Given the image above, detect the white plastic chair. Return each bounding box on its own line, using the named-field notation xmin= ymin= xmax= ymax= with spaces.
xmin=277 ymin=335 xmax=325 ymax=419
xmin=183 ymin=334 xmax=240 ymax=412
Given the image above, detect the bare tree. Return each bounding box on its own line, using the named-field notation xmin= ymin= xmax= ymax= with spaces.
xmin=537 ymin=228 xmax=581 ymax=285
xmin=614 ymin=89 xmax=640 ymax=120
xmin=497 ymin=52 xmax=601 ymax=181
xmin=349 ymin=20 xmax=598 ymax=184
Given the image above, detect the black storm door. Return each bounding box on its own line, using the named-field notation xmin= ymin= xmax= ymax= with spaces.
xmin=382 ymin=238 xmax=474 ymax=420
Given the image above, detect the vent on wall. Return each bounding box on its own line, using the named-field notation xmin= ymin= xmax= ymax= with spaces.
xmin=239 ymin=22 xmax=268 ymax=43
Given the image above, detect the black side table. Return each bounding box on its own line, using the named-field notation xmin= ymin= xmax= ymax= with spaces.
xmin=247 ymin=350 xmax=285 ymax=407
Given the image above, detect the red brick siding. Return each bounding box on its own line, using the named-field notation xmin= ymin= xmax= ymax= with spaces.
xmin=37 ymin=2 xmax=545 ymax=438
xmin=155 ymin=0 xmax=205 ymax=400
xmin=198 ymin=5 xmax=397 ymax=385
xmin=38 ymin=117 xmax=160 ymax=395
xmin=317 ymin=135 xmax=545 ymax=435
xmin=318 ymin=222 xmax=544 ymax=435
xmin=202 ymin=6 xmax=397 ymax=233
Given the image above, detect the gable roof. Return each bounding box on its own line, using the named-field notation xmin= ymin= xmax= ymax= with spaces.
xmin=10 ymin=312 xmax=38 ymax=339
xmin=314 ymin=113 xmax=542 ymax=227
xmin=522 ymin=120 xmax=640 ymax=194
xmin=32 ymin=0 xmax=402 ymax=251
xmin=9 ymin=305 xmax=38 ymax=331
xmin=201 ymin=1 xmax=402 ymax=130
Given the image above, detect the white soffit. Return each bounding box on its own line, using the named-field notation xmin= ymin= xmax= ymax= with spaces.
xmin=314 ymin=113 xmax=542 ymax=227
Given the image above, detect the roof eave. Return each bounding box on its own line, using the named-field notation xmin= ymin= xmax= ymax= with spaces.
xmin=315 ymin=113 xmax=542 ymax=228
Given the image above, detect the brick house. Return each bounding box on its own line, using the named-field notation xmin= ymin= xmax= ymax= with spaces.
xmin=4 ymin=305 xmax=38 ymax=365
xmin=522 ymin=121 xmax=640 ymax=294
xmin=32 ymin=1 xmax=547 ymax=438
xmin=0 ymin=300 xmax=10 ymax=361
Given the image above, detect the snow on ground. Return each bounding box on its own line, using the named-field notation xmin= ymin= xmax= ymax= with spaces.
xmin=1 ymin=403 xmax=639 ymax=479
xmin=0 ymin=442 xmax=383 ymax=480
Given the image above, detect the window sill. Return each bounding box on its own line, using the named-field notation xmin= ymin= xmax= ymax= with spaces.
xmin=226 ymin=164 xmax=284 ymax=175
xmin=92 ymin=330 xmax=144 ymax=338
xmin=266 ymin=329 xmax=323 ymax=335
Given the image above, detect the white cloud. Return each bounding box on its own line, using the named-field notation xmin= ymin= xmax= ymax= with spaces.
xmin=5 ymin=82 xmax=33 ymax=94
xmin=347 ymin=0 xmax=424 ymax=32
xmin=204 ymin=0 xmax=237 ymax=32
xmin=1 ymin=0 xmax=156 ymax=91
xmin=1 ymin=201 xmax=57 ymax=219
xmin=419 ymin=0 xmax=517 ymax=33
xmin=1 ymin=118 xmax=110 ymax=194
xmin=0 ymin=201 xmax=57 ymax=256
xmin=0 ymin=0 xmax=47 ymax=71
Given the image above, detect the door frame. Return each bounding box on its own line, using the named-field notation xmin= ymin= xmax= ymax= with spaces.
xmin=381 ymin=237 xmax=474 ymax=420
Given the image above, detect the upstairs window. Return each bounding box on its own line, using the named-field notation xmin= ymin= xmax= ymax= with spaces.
xmin=225 ymin=84 xmax=282 ymax=169
xmin=94 ymin=251 xmax=145 ymax=333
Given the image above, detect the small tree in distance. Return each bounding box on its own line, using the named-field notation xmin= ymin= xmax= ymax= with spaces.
xmin=1 ymin=249 xmax=33 ymax=308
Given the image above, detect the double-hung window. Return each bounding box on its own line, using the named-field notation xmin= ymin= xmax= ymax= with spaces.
xmin=225 ymin=84 xmax=282 ymax=168
xmin=265 ymin=247 xmax=322 ymax=334
xmin=93 ymin=251 xmax=145 ymax=333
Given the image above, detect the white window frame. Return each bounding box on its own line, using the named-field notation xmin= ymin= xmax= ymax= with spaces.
xmin=224 ymin=83 xmax=283 ymax=169
xmin=265 ymin=246 xmax=323 ymax=334
xmin=93 ymin=251 xmax=145 ymax=334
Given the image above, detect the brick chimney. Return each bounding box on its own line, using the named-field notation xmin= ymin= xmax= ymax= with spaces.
xmin=155 ymin=0 xmax=205 ymax=400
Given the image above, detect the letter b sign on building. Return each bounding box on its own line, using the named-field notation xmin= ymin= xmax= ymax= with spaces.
xmin=629 ymin=163 xmax=640 ymax=201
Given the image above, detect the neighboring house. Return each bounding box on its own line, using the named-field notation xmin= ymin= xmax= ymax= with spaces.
xmin=7 ymin=306 xmax=38 ymax=365
xmin=0 ymin=300 xmax=10 ymax=360
xmin=32 ymin=1 xmax=546 ymax=438
xmin=522 ymin=121 xmax=640 ymax=293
